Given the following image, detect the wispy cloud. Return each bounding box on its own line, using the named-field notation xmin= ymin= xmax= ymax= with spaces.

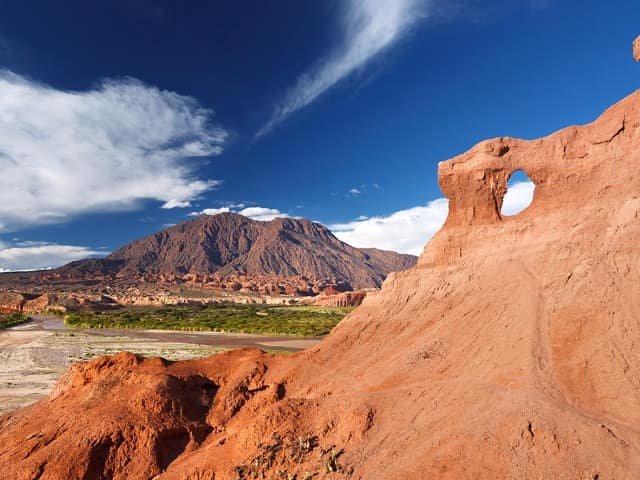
xmin=0 ymin=70 xmax=228 ymax=232
xmin=342 ymin=184 xmax=381 ymax=197
xmin=189 ymin=205 xmax=289 ymax=222
xmin=331 ymin=180 xmax=535 ymax=254
xmin=256 ymin=0 xmax=427 ymax=137
xmin=161 ymin=199 xmax=199 ymax=209
xmin=0 ymin=240 xmax=107 ymax=272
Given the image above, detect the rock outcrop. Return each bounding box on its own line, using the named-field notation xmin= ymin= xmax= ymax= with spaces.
xmin=0 ymin=291 xmax=54 ymax=313
xmin=0 ymin=291 xmax=24 ymax=312
xmin=310 ymin=290 xmax=368 ymax=307
xmin=1 ymin=41 xmax=639 ymax=480
xmin=634 ymin=35 xmax=640 ymax=62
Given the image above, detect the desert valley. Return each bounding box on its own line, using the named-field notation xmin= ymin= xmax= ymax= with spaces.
xmin=0 ymin=214 xmax=414 ymax=416
xmin=0 ymin=4 xmax=639 ymax=480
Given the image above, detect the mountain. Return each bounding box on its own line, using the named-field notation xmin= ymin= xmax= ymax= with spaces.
xmin=2 ymin=38 xmax=639 ymax=480
xmin=56 ymin=213 xmax=417 ymax=290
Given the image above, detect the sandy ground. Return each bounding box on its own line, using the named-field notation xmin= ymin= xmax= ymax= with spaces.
xmin=0 ymin=317 xmax=320 ymax=415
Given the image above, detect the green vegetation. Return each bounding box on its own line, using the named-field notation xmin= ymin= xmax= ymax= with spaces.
xmin=0 ymin=312 xmax=28 ymax=329
xmin=63 ymin=303 xmax=353 ymax=337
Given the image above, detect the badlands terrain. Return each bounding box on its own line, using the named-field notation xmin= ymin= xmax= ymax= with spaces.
xmin=0 ymin=39 xmax=639 ymax=480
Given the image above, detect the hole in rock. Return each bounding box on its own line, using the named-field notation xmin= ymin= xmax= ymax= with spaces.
xmin=501 ymin=169 xmax=535 ymax=216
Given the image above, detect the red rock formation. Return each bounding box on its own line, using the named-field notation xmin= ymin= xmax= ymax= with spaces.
xmin=0 ymin=291 xmax=53 ymax=313
xmin=312 ymin=290 xmax=367 ymax=307
xmin=1 ymin=41 xmax=640 ymax=480
xmin=0 ymin=291 xmax=25 ymax=312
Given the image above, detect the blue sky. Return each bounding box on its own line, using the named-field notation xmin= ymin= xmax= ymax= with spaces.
xmin=0 ymin=0 xmax=638 ymax=270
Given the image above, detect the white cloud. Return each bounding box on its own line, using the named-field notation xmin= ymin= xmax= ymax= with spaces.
xmin=237 ymin=207 xmax=287 ymax=222
xmin=0 ymin=70 xmax=228 ymax=232
xmin=256 ymin=0 xmax=427 ymax=137
xmin=330 ymin=180 xmax=535 ymax=255
xmin=330 ymin=198 xmax=448 ymax=255
xmin=349 ymin=188 xmax=362 ymax=196
xmin=501 ymin=180 xmax=535 ymax=216
xmin=161 ymin=199 xmax=195 ymax=209
xmin=0 ymin=241 xmax=107 ymax=271
xmin=188 ymin=207 xmax=231 ymax=217
xmin=188 ymin=205 xmax=289 ymax=222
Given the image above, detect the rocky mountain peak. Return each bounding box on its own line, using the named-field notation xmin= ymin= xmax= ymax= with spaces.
xmin=53 ymin=212 xmax=416 ymax=290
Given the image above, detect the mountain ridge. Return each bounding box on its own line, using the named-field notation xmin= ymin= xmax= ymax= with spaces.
xmin=56 ymin=212 xmax=417 ymax=290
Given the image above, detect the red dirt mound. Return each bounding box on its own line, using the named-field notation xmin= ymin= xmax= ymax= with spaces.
xmin=1 ymin=45 xmax=640 ymax=480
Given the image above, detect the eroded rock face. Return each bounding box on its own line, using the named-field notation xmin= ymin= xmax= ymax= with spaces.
xmin=316 ymin=90 xmax=640 ymax=478
xmin=634 ymin=35 xmax=640 ymax=62
xmin=310 ymin=290 xmax=367 ymax=307
xmin=0 ymin=291 xmax=24 ymax=312
xmin=0 ymin=291 xmax=53 ymax=313
xmin=1 ymin=46 xmax=639 ymax=480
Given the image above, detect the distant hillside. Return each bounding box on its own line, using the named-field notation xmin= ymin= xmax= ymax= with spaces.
xmin=57 ymin=213 xmax=416 ymax=289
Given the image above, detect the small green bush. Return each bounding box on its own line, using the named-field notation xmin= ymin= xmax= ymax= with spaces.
xmin=0 ymin=312 xmax=28 ymax=329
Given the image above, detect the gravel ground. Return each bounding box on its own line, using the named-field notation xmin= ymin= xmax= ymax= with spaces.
xmin=0 ymin=324 xmax=225 ymax=415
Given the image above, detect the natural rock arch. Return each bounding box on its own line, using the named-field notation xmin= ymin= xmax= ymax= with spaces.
xmin=500 ymin=169 xmax=535 ymax=216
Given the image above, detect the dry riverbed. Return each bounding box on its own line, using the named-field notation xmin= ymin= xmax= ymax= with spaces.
xmin=0 ymin=324 xmax=225 ymax=415
xmin=0 ymin=318 xmax=319 ymax=415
